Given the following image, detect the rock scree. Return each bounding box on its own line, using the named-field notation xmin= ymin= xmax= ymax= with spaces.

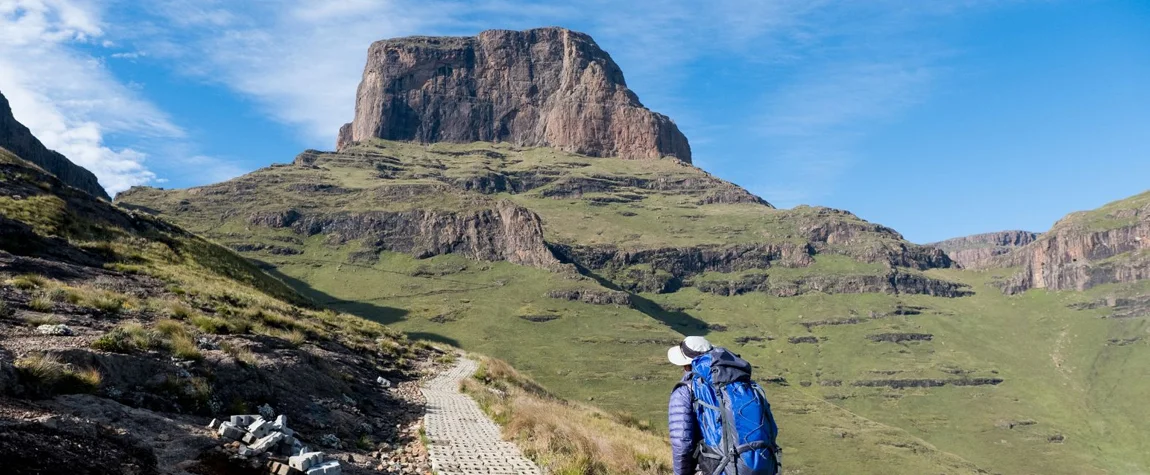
xmin=420 ymin=357 xmax=540 ymax=475
xmin=339 ymin=27 xmax=692 ymax=162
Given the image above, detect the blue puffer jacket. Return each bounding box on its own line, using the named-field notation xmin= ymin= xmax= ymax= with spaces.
xmin=669 ymin=372 xmax=700 ymax=475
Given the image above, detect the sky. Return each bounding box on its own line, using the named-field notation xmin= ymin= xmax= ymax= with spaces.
xmin=0 ymin=0 xmax=1147 ymax=243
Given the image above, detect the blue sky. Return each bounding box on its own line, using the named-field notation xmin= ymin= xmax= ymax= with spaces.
xmin=0 ymin=0 xmax=1147 ymax=243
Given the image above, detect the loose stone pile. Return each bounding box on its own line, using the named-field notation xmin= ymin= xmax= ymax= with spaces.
xmin=209 ymin=413 xmax=342 ymax=475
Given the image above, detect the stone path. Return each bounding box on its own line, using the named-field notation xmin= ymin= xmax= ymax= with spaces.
xmin=420 ymin=358 xmax=542 ymax=475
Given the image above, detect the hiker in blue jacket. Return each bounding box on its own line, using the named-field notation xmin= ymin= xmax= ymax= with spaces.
xmin=668 ymin=336 xmax=781 ymax=475
xmin=668 ymin=336 xmax=713 ymax=475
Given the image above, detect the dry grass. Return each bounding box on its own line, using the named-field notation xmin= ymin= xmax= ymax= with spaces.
xmin=24 ymin=313 xmax=62 ymax=326
xmin=220 ymin=341 xmax=257 ymax=366
xmin=14 ymin=353 xmax=101 ymax=396
xmin=7 ymin=274 xmax=47 ymax=290
xmin=28 ymin=294 xmax=53 ymax=312
xmin=463 ymin=356 xmax=671 ymax=475
xmin=91 ymin=322 xmax=164 ymax=353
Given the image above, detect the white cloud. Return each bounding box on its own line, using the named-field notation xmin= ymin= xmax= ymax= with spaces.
xmin=0 ymin=0 xmax=182 ymax=194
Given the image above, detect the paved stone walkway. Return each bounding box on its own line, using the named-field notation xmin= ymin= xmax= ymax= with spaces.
xmin=420 ymin=358 xmax=542 ymax=475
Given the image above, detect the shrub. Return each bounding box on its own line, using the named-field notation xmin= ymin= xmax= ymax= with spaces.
xmin=24 ymin=313 xmax=62 ymax=326
xmin=14 ymin=353 xmax=101 ymax=396
xmin=191 ymin=315 xmax=229 ymax=334
xmin=163 ymin=301 xmax=195 ymax=320
xmin=8 ymin=274 xmax=47 ymax=290
xmin=0 ymin=300 xmax=12 ymax=318
xmin=28 ymin=295 xmax=53 ymax=312
xmin=170 ymin=333 xmax=203 ymax=361
xmin=220 ymin=341 xmax=257 ymax=366
xmin=46 ymin=288 xmax=69 ymax=302
xmin=91 ymin=323 xmax=163 ymax=353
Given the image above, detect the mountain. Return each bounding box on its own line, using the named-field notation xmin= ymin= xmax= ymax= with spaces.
xmin=0 ymin=139 xmax=438 ymax=472
xmin=928 ymin=230 xmax=1038 ymax=269
xmin=0 ymin=90 xmax=110 ymax=200
xmin=999 ymin=191 xmax=1150 ymax=293
xmin=116 ymin=28 xmax=1150 ymax=475
xmin=338 ymin=27 xmax=692 ymax=162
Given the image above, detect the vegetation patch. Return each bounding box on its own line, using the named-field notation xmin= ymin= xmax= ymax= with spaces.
xmin=15 ymin=353 xmax=101 ymax=397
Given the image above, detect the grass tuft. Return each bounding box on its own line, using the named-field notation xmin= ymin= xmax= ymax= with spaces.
xmin=14 ymin=353 xmax=101 ymax=396
xmin=8 ymin=274 xmax=47 ymax=290
xmin=28 ymin=294 xmax=53 ymax=312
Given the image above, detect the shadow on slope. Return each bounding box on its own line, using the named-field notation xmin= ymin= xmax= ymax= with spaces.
xmin=551 ymin=248 xmax=710 ymax=337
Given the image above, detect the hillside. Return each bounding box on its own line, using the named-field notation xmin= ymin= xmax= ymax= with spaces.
xmin=0 ymin=145 xmax=444 ymax=474
xmin=117 ymin=140 xmax=1150 ymax=474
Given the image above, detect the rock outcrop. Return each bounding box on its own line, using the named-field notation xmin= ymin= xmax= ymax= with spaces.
xmin=339 ymin=27 xmax=692 ymax=162
xmin=0 ymin=90 xmax=110 ymax=200
xmin=1000 ymin=191 xmax=1150 ymax=293
xmin=929 ymin=230 xmax=1038 ymax=269
xmin=247 ymin=201 xmax=559 ymax=268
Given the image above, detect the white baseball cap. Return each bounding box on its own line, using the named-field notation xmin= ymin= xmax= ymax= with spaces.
xmin=667 ymin=336 xmax=713 ymax=366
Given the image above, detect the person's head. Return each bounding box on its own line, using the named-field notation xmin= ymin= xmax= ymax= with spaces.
xmin=667 ymin=336 xmax=713 ymax=370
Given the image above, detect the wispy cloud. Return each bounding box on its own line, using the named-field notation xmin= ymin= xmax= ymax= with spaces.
xmin=0 ymin=0 xmax=186 ymax=193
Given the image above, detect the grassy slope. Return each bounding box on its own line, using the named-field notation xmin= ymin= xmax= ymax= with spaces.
xmin=115 ymin=141 xmax=1150 ymax=474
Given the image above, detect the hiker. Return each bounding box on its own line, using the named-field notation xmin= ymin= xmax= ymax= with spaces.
xmin=668 ymin=336 xmax=780 ymax=475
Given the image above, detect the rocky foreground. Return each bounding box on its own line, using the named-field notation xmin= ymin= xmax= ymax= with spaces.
xmin=0 ymin=143 xmax=438 ymax=474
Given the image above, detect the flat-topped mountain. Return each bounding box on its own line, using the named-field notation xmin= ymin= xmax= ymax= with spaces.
xmin=337 ymin=27 xmax=692 ymax=162
xmin=929 ymin=230 xmax=1038 ymax=269
xmin=0 ymin=90 xmax=109 ymax=200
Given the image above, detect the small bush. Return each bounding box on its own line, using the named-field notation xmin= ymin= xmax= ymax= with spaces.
xmin=0 ymin=300 xmax=12 ymax=318
xmin=28 ymin=295 xmax=53 ymax=312
xmin=91 ymin=323 xmax=164 ymax=353
xmin=164 ymin=301 xmax=195 ymax=320
xmin=285 ymin=329 xmax=307 ymax=347
xmin=25 ymin=313 xmax=62 ymax=326
xmin=191 ymin=314 xmax=249 ymax=335
xmin=14 ymin=353 xmax=101 ymax=396
xmin=191 ymin=315 xmax=229 ymax=334
xmin=170 ymin=333 xmax=203 ymax=360
xmin=46 ymin=288 xmax=69 ymax=302
xmin=155 ymin=319 xmax=189 ymax=337
xmin=8 ymin=274 xmax=47 ymax=290
xmin=220 ymin=341 xmax=257 ymax=366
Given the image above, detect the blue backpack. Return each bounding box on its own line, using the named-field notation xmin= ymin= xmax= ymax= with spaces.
xmin=679 ymin=348 xmax=780 ymax=475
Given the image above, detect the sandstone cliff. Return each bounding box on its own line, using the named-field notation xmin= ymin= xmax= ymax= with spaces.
xmin=339 ymin=27 xmax=692 ymax=162
xmin=929 ymin=230 xmax=1038 ymax=269
xmin=1000 ymin=191 xmax=1150 ymax=293
xmin=0 ymin=90 xmax=109 ymax=200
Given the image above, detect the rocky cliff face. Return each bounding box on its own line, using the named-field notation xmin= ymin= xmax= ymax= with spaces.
xmin=929 ymin=230 xmax=1038 ymax=269
xmin=339 ymin=27 xmax=692 ymax=162
xmin=246 ymin=200 xmax=558 ymax=268
xmin=0 ymin=90 xmax=109 ymax=200
xmin=1000 ymin=192 xmax=1150 ymax=293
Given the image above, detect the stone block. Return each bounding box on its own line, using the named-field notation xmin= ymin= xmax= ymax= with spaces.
xmin=289 ymin=451 xmax=325 ymax=471
xmin=305 ymin=460 xmax=341 ymax=475
xmin=249 ymin=432 xmax=286 ymax=455
xmin=248 ymin=419 xmax=273 ymax=438
xmin=218 ymin=422 xmax=245 ymax=441
xmin=241 ymin=432 xmax=257 ymax=445
xmin=274 ymin=414 xmax=288 ymax=429
xmin=230 ymin=414 xmax=260 ymax=426
xmin=207 ymin=418 xmax=221 ymax=429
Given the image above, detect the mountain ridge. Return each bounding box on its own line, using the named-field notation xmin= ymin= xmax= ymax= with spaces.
xmin=0 ymin=90 xmax=110 ymax=200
